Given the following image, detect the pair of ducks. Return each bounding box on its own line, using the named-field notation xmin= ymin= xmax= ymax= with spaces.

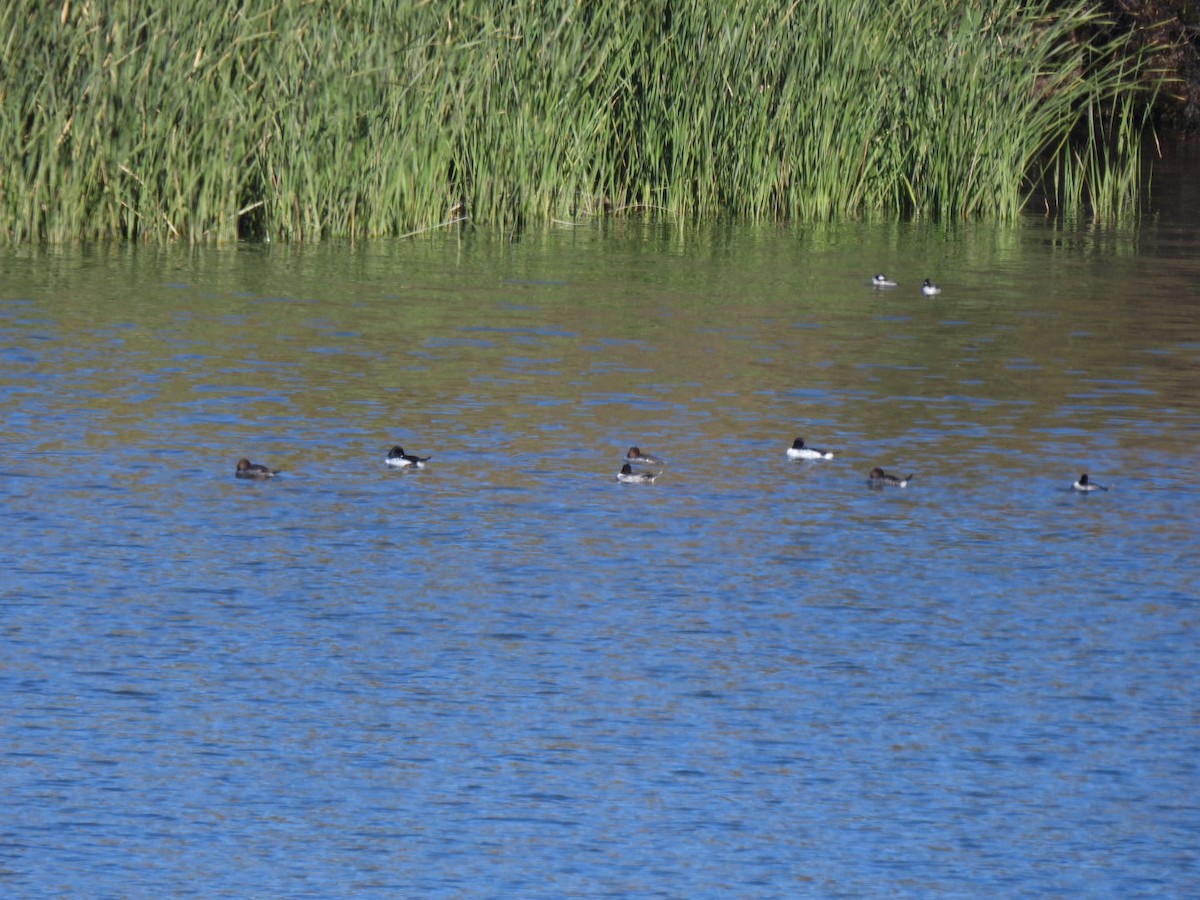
xmin=617 ymin=447 xmax=664 ymax=484
xmin=234 ymin=445 xmax=430 ymax=479
xmin=787 ymin=437 xmax=911 ymax=487
xmin=873 ymin=274 xmax=941 ymax=296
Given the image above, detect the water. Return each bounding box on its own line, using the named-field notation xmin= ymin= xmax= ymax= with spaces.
xmin=1 ymin=217 xmax=1198 ymax=898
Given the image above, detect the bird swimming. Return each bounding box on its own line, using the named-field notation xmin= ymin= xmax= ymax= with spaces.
xmin=1073 ymin=473 xmax=1108 ymax=492
xmin=386 ymin=446 xmax=431 ymax=469
xmin=625 ymin=446 xmax=665 ymax=466
xmin=617 ymin=463 xmax=659 ymax=484
xmin=868 ymin=466 xmax=912 ymax=487
xmin=786 ymin=437 xmax=834 ymax=460
xmin=236 ymin=458 xmax=280 ymax=479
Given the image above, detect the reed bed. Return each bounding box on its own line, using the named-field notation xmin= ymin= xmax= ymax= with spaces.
xmin=1 ymin=0 xmax=1157 ymax=242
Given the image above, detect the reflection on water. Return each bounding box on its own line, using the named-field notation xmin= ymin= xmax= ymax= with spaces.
xmin=1 ymin=218 xmax=1198 ymax=897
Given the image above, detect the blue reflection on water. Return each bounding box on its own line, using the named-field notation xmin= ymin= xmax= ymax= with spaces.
xmin=1 ymin=225 xmax=1198 ymax=897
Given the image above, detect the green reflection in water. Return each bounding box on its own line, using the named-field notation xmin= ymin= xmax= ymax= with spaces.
xmin=1 ymin=220 xmax=1196 ymax=476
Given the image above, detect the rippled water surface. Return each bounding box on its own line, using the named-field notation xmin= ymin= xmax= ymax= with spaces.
xmin=2 ymin=218 xmax=1198 ymax=897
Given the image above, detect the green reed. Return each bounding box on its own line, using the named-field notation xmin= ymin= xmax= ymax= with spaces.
xmin=1 ymin=0 xmax=1157 ymax=242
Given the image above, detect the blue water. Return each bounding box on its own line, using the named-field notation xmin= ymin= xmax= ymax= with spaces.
xmin=1 ymin=222 xmax=1198 ymax=897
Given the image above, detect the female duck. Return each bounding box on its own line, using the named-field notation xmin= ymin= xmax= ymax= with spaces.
xmin=625 ymin=446 xmax=665 ymax=466
xmin=868 ymin=466 xmax=912 ymax=488
xmin=1073 ymin=473 xmax=1108 ymax=492
xmin=786 ymin=437 xmax=834 ymax=460
xmin=617 ymin=463 xmax=659 ymax=484
xmin=236 ymin=458 xmax=280 ymax=479
xmin=386 ymin=446 xmax=431 ymax=469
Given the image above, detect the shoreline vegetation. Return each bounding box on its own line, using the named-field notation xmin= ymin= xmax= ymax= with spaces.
xmin=2 ymin=0 xmax=1168 ymax=243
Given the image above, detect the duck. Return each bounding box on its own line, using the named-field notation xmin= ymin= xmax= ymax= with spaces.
xmin=786 ymin=437 xmax=834 ymax=460
xmin=625 ymin=446 xmax=665 ymax=466
xmin=921 ymin=279 xmax=942 ymax=296
xmin=872 ymin=274 xmax=899 ymax=288
xmin=868 ymin=466 xmax=912 ymax=488
xmin=386 ymin=445 xmax=431 ymax=469
xmin=236 ymin=458 xmax=280 ymax=479
xmin=617 ymin=463 xmax=659 ymax=484
xmin=1073 ymin=473 xmax=1108 ymax=492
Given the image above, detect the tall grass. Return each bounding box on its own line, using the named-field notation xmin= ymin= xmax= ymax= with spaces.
xmin=1 ymin=0 xmax=1157 ymax=242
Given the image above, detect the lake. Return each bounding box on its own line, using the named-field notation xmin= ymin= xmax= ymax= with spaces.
xmin=1 ymin=208 xmax=1198 ymax=896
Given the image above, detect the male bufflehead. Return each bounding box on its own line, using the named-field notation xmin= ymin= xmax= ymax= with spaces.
xmin=786 ymin=437 xmax=835 ymax=460
xmin=617 ymin=463 xmax=659 ymax=484
xmin=921 ymin=279 xmax=942 ymax=296
xmin=868 ymin=466 xmax=912 ymax=488
xmin=236 ymin=457 xmax=280 ymax=479
xmin=625 ymin=446 xmax=665 ymax=466
xmin=1073 ymin=473 xmax=1108 ymax=492
xmin=386 ymin=445 xmax=431 ymax=469
xmin=872 ymin=274 xmax=899 ymax=288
